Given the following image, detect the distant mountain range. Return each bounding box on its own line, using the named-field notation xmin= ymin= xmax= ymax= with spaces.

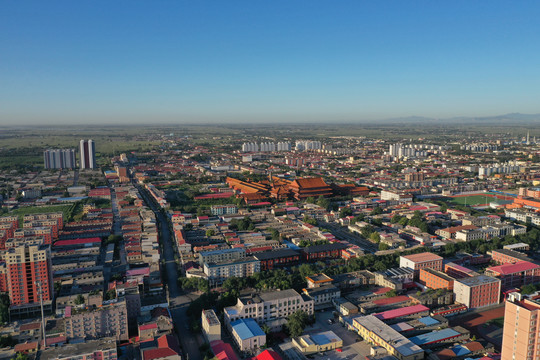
xmin=382 ymin=113 xmax=540 ymax=124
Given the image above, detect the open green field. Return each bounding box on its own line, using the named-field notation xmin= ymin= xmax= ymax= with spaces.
xmin=448 ymin=195 xmax=493 ymax=206
xmin=7 ymin=204 xmax=74 ymax=227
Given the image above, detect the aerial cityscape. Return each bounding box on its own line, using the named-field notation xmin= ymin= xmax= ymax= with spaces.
xmin=2 ymin=1 xmax=540 ymax=360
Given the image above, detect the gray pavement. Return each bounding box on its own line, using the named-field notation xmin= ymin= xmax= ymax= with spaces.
xmin=136 ymin=183 xmax=202 ymax=360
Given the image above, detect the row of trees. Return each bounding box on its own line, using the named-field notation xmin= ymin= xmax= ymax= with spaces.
xmin=178 ymin=277 xmax=210 ymax=293
xmin=391 ymin=211 xmax=429 ymax=233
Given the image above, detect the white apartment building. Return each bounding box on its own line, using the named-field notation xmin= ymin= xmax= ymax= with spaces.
xmin=199 ymin=248 xmax=246 ymax=265
xmin=204 ymin=257 xmax=261 ymax=286
xmin=505 ymin=209 xmax=540 ymax=226
xmin=224 ymin=289 xmax=314 ymax=330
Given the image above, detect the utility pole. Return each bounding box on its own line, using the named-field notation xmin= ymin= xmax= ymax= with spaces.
xmin=35 ymin=280 xmax=46 ymax=350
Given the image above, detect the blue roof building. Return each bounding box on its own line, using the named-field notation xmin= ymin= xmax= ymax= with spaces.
xmin=230 ymin=318 xmax=266 ymax=352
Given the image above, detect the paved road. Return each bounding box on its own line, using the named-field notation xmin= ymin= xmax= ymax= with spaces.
xmin=322 ymin=222 xmax=378 ymax=253
xmin=136 ymin=184 xmax=202 ymax=360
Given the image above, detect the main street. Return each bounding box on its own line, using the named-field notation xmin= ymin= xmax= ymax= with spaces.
xmin=322 ymin=222 xmax=379 ymax=253
xmin=136 ymin=184 xmax=202 ymax=360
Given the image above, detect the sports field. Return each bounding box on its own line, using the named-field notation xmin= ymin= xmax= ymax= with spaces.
xmin=449 ymin=195 xmax=494 ymax=206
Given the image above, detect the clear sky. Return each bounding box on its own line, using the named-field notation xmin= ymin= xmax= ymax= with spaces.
xmin=1 ymin=1 xmax=539 ymax=125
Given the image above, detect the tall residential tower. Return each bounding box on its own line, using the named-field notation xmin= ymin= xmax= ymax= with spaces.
xmin=501 ymin=292 xmax=540 ymax=360
xmin=79 ymin=139 xmax=96 ymax=169
xmin=5 ymin=244 xmax=53 ymax=306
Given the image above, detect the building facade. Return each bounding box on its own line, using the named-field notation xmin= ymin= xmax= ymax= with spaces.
xmin=64 ymin=300 xmax=129 ymax=341
xmin=80 ymin=139 xmax=96 ymax=169
xmin=6 ymin=244 xmax=53 ymax=306
xmin=202 ymin=309 xmax=221 ymax=343
xmin=453 ymin=275 xmax=501 ymax=309
xmin=43 ymin=149 xmax=76 ymax=169
xmin=230 ymin=318 xmax=266 ymax=352
xmin=224 ymin=289 xmax=314 ymax=330
xmin=501 ymin=293 xmax=540 ymax=360
xmin=400 ymin=252 xmax=443 ymax=273
xmin=203 ymin=257 xmax=261 ymax=286
xmin=419 ymin=268 xmax=455 ymax=290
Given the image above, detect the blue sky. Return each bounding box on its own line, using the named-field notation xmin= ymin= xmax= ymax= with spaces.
xmin=1 ymin=1 xmax=539 ymax=124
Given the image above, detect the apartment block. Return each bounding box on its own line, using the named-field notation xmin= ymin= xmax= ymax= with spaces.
xmin=210 ymin=205 xmax=238 ymax=216
xmin=203 ymin=257 xmax=261 ymax=286
xmin=501 ymin=293 xmax=540 ymax=360
xmin=14 ymin=227 xmax=54 ymax=245
xmin=484 ymin=261 xmax=540 ymax=291
xmin=43 ymin=149 xmax=76 ymax=170
xmin=64 ymin=300 xmax=129 ymax=341
xmin=224 ymin=289 xmax=314 ymax=330
xmin=5 ymin=244 xmax=53 ymax=306
xmin=419 ymin=268 xmax=455 ymax=290
xmin=199 ymin=248 xmax=246 ymax=265
xmin=41 ymin=337 xmax=117 ymax=360
xmin=400 ymin=252 xmax=443 ymax=273
xmin=491 ymin=248 xmax=532 ymax=265
xmin=453 ymin=275 xmax=501 ymax=309
xmin=24 ymin=212 xmax=64 ymax=229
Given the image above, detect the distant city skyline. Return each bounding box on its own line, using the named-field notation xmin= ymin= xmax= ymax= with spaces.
xmin=1 ymin=1 xmax=540 ymax=125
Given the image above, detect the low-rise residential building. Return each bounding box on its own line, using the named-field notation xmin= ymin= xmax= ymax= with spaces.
xmin=211 ymin=204 xmax=238 ymax=216
xmin=230 ymin=318 xmax=266 ymax=352
xmin=503 ymin=242 xmax=530 ymax=252
xmin=453 ymin=275 xmax=501 ymax=309
xmin=444 ymin=262 xmax=478 ymax=279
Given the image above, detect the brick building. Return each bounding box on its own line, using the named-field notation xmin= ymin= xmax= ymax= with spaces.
xmin=302 ymin=243 xmax=347 ymax=261
xmin=399 ymin=252 xmax=443 ymax=274
xmin=484 ymin=261 xmax=540 ymax=291
xmin=419 ymin=268 xmax=455 ymax=290
xmin=491 ymin=248 xmax=532 ymax=265
xmin=253 ymin=249 xmax=300 ymax=270
xmin=453 ymin=275 xmax=501 ymax=309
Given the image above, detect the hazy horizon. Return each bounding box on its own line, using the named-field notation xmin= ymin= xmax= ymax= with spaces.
xmin=2 ymin=1 xmax=540 ymax=125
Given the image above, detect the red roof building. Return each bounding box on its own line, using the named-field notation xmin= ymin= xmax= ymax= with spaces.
xmin=485 ymin=261 xmax=540 ymax=291
xmin=142 ymin=335 xmax=181 ymax=360
xmin=252 ymin=350 xmax=282 ymax=360
xmin=374 ymin=304 xmax=430 ymax=321
xmin=211 ymin=340 xmax=238 ymax=360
